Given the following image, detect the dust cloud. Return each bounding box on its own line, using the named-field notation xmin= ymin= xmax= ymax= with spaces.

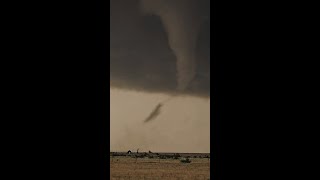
xmin=110 ymin=89 xmax=210 ymax=153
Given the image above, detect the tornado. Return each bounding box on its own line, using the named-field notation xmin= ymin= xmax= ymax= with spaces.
xmin=143 ymin=103 xmax=163 ymax=123
xmin=143 ymin=95 xmax=176 ymax=124
xmin=139 ymin=0 xmax=202 ymax=91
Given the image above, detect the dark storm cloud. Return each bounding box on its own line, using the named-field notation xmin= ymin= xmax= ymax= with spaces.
xmin=110 ymin=0 xmax=210 ymax=97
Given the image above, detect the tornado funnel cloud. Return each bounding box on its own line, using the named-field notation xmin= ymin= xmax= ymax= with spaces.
xmin=143 ymin=103 xmax=163 ymax=123
xmin=139 ymin=0 xmax=202 ymax=91
xmin=143 ymin=96 xmax=176 ymax=124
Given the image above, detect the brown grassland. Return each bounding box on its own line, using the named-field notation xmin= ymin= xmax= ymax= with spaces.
xmin=110 ymin=153 xmax=210 ymax=180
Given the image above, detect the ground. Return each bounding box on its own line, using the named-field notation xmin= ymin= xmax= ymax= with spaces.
xmin=110 ymin=153 xmax=210 ymax=180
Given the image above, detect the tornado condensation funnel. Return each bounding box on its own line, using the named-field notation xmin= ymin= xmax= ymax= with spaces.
xmin=139 ymin=0 xmax=202 ymax=91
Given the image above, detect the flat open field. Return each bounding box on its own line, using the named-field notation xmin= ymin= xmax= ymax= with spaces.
xmin=110 ymin=153 xmax=210 ymax=180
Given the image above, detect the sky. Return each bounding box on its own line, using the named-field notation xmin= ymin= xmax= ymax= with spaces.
xmin=110 ymin=0 xmax=210 ymax=153
xmin=110 ymin=89 xmax=210 ymax=153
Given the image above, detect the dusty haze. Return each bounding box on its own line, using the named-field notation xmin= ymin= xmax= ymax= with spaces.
xmin=110 ymin=89 xmax=210 ymax=153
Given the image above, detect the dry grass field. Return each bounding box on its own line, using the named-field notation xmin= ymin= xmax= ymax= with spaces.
xmin=110 ymin=153 xmax=210 ymax=180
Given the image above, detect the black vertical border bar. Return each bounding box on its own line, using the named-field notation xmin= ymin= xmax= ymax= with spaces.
xmin=95 ymin=0 xmax=110 ymax=179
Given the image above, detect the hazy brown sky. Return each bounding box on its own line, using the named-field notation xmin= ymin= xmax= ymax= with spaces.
xmin=110 ymin=89 xmax=210 ymax=153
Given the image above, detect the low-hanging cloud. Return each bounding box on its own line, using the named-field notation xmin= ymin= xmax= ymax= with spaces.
xmin=110 ymin=0 xmax=210 ymax=97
